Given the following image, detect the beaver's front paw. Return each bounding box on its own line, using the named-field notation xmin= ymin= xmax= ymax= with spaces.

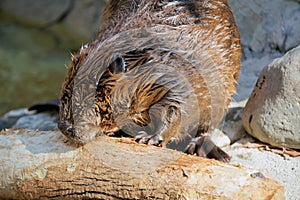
xmin=185 ymin=135 xmax=231 ymax=162
xmin=134 ymin=131 xmax=166 ymax=147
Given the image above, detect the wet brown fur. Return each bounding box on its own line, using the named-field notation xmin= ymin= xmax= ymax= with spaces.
xmin=59 ymin=0 xmax=241 ymax=153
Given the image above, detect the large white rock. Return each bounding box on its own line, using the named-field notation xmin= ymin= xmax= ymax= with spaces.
xmin=243 ymin=45 xmax=300 ymax=149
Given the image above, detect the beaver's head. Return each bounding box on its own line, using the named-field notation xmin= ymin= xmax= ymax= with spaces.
xmin=58 ymin=28 xmax=176 ymax=145
xmin=55 ymin=25 xmax=146 ymax=144
xmin=58 ymin=47 xmax=128 ymax=144
xmin=58 ymin=41 xmax=181 ymax=143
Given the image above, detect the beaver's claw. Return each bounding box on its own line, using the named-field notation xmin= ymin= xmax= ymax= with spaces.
xmin=134 ymin=131 xmax=166 ymax=147
xmin=185 ymin=135 xmax=231 ymax=162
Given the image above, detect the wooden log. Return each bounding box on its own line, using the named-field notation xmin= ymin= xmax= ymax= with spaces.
xmin=0 ymin=129 xmax=284 ymax=199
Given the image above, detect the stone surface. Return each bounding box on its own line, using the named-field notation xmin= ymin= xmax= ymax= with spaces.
xmin=228 ymin=0 xmax=300 ymax=102
xmin=13 ymin=113 xmax=58 ymax=131
xmin=0 ymin=108 xmax=30 ymax=130
xmin=225 ymin=143 xmax=300 ymax=200
xmin=229 ymin=0 xmax=300 ymax=53
xmin=0 ymin=108 xmax=59 ymax=131
xmin=1 ymin=0 xmax=299 ymax=53
xmin=243 ymin=45 xmax=300 ymax=149
xmin=211 ymin=129 xmax=231 ymax=148
xmin=47 ymin=0 xmax=106 ymax=49
xmin=232 ymin=53 xmax=283 ymax=102
xmin=0 ymin=1 xmax=106 ymax=115
xmin=0 ymin=0 xmax=106 ymax=49
xmin=0 ymin=0 xmax=71 ymax=26
xmin=220 ymin=100 xmax=248 ymax=143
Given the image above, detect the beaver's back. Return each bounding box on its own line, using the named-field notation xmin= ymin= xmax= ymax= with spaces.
xmin=99 ymin=0 xmax=241 ymax=132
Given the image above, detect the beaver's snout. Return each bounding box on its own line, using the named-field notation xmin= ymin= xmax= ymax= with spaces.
xmin=58 ymin=120 xmax=101 ymax=145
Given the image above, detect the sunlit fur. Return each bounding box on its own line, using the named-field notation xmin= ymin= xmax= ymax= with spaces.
xmin=59 ymin=0 xmax=241 ymax=145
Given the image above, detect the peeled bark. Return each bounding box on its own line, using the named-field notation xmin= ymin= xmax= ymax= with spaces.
xmin=0 ymin=129 xmax=284 ymax=199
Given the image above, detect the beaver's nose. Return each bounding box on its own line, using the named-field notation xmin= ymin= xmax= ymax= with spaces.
xmin=58 ymin=119 xmax=103 ymax=145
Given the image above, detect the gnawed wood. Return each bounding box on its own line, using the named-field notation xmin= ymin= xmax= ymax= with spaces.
xmin=0 ymin=129 xmax=284 ymax=199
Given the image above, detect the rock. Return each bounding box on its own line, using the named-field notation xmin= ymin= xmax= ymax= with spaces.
xmin=0 ymin=107 xmax=58 ymax=131
xmin=211 ymin=129 xmax=231 ymax=147
xmin=243 ymin=45 xmax=300 ymax=149
xmin=228 ymin=0 xmax=300 ymax=103
xmin=47 ymin=0 xmax=106 ymax=49
xmin=64 ymin=0 xmax=106 ymax=39
xmin=0 ymin=108 xmax=32 ymax=130
xmin=0 ymin=0 xmax=106 ymax=49
xmin=228 ymin=0 xmax=300 ymax=53
xmin=13 ymin=113 xmax=58 ymax=131
xmin=2 ymin=0 xmax=299 ymax=53
xmin=225 ymin=143 xmax=300 ymax=200
xmin=220 ymin=100 xmax=248 ymax=143
xmin=0 ymin=0 xmax=71 ymax=26
xmin=233 ymin=53 xmax=282 ymax=102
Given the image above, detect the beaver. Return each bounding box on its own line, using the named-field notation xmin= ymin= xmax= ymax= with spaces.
xmin=58 ymin=0 xmax=241 ymax=162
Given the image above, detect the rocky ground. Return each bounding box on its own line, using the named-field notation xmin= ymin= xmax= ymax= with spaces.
xmin=1 ymin=0 xmax=300 ymax=199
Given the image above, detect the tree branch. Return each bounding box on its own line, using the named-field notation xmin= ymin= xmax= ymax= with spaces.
xmin=0 ymin=129 xmax=284 ymax=199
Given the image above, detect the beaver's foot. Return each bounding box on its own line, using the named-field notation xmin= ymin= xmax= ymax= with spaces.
xmin=134 ymin=131 xmax=166 ymax=147
xmin=185 ymin=135 xmax=231 ymax=162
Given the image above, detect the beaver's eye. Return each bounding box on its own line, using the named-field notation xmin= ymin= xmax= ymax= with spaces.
xmin=108 ymin=56 xmax=126 ymax=74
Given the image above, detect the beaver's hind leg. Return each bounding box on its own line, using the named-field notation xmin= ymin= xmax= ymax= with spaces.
xmin=185 ymin=135 xmax=231 ymax=162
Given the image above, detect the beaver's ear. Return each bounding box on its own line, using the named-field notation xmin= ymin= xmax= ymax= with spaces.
xmin=108 ymin=55 xmax=126 ymax=74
